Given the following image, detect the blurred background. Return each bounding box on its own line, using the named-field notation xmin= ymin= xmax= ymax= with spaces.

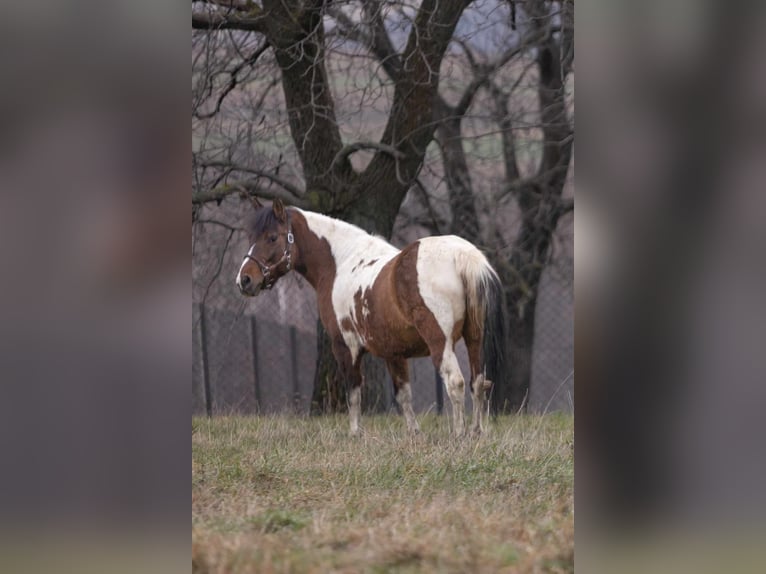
xmin=191 ymin=0 xmax=574 ymax=418
xmin=576 ymin=1 xmax=766 ymax=571
xmin=0 ymin=3 xmax=189 ymax=573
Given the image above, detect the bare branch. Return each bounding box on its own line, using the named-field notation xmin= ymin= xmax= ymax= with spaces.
xmin=412 ymin=179 xmax=447 ymax=235
xmin=193 ymin=0 xmax=254 ymax=11
xmin=561 ymin=0 xmax=575 ymax=77
xmin=197 ymin=160 xmax=306 ymax=200
xmin=454 ymin=26 xmax=556 ymax=118
xmin=195 ymin=218 xmax=241 ymax=232
xmin=363 ymin=2 xmax=404 ymax=80
xmin=454 ymin=75 xmax=489 ymax=119
xmin=488 ymin=79 xmax=520 ymax=183
xmin=327 ymin=5 xmax=403 ymax=82
xmin=361 ymin=0 xmax=471 ymax=186
xmin=201 ymin=227 xmax=235 ymax=305
xmin=558 ymin=197 xmax=574 ymax=217
xmin=192 ymin=180 xmax=310 ymax=208
xmin=194 ymin=41 xmax=271 ymax=120
xmin=192 ymin=9 xmax=266 ymax=33
xmin=331 ymin=142 xmax=405 ymax=173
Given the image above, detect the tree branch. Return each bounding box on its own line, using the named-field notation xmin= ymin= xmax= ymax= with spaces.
xmin=558 ymin=197 xmax=574 ymax=217
xmin=453 ymin=26 xmax=556 ymax=119
xmin=412 ymin=179 xmax=447 ymax=236
xmin=192 ymin=180 xmax=310 ymax=208
xmin=200 ymin=227 xmax=236 ymax=306
xmin=364 ymin=0 xmax=471 ymax=175
xmin=327 ymin=4 xmax=403 ymax=82
xmin=561 ymin=0 xmax=575 ymax=77
xmin=194 ymin=41 xmax=271 ymax=120
xmin=330 ymin=142 xmax=405 ymax=173
xmin=197 ymin=160 xmax=306 ymax=200
xmin=488 ymin=79 xmax=521 ymax=183
xmin=453 ymin=75 xmax=489 ymax=119
xmin=195 ymin=218 xmax=241 ymax=232
xmin=364 ymin=2 xmax=404 ymax=81
xmin=192 ymin=10 xmax=266 ymax=33
xmin=192 ymin=0 xmax=254 ymax=12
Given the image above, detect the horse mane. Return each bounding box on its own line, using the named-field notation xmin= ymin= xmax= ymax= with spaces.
xmin=297 ymin=210 xmax=398 ymax=263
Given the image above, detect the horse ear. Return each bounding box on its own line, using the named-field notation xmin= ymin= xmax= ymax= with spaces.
xmin=272 ymin=198 xmax=287 ymax=222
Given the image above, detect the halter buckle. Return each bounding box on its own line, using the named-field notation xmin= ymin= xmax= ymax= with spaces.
xmin=287 ymin=232 xmax=294 ymax=244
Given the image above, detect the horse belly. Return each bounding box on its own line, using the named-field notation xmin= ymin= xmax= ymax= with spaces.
xmin=363 ymin=317 xmax=430 ymax=359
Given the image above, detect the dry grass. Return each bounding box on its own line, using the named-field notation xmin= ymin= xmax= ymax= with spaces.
xmin=192 ymin=413 xmax=573 ymax=573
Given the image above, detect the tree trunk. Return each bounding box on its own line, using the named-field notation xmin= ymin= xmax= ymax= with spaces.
xmin=310 ymin=320 xmax=391 ymax=415
xmin=360 ymin=354 xmax=390 ymax=414
xmin=261 ymin=0 xmax=349 ymax=192
xmin=492 ymin=253 xmax=542 ymax=414
xmin=310 ymin=320 xmax=346 ymax=415
xmin=435 ymin=114 xmax=480 ymax=243
xmin=491 ymin=181 xmax=563 ymax=413
xmin=500 ymin=292 xmax=537 ymax=413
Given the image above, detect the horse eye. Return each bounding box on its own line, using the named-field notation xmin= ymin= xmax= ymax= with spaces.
xmin=269 ymin=234 xmax=277 ymax=243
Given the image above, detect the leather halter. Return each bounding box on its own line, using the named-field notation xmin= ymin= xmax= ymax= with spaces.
xmin=242 ymin=214 xmax=295 ymax=290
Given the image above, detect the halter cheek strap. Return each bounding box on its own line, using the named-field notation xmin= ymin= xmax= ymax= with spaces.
xmin=242 ymin=215 xmax=295 ymax=290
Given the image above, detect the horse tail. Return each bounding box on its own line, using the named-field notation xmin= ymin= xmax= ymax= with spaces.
xmin=455 ymin=250 xmax=506 ymax=386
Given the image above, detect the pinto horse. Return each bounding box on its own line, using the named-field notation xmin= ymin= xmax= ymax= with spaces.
xmin=236 ymin=198 xmax=505 ymax=436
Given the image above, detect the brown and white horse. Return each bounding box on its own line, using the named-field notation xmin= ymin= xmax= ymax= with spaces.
xmin=236 ymin=198 xmax=505 ymax=436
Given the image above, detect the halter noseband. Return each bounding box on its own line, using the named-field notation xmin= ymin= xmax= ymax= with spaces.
xmin=242 ymin=214 xmax=295 ymax=290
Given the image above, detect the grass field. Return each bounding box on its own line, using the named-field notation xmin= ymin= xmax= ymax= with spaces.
xmin=192 ymin=414 xmax=574 ymax=573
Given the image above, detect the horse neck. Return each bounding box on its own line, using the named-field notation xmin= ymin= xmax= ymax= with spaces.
xmin=289 ymin=209 xmax=339 ymax=291
xmin=291 ymin=209 xmax=395 ymax=289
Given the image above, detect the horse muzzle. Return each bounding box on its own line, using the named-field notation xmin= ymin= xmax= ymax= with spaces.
xmin=238 ymin=273 xmax=263 ymax=297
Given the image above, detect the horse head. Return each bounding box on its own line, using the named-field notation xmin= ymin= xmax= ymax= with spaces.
xmin=236 ymin=197 xmax=295 ymax=296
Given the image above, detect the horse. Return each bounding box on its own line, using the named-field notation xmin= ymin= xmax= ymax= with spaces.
xmin=236 ymin=198 xmax=505 ymax=436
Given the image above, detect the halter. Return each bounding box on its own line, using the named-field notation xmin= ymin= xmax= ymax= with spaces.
xmin=241 ymin=214 xmax=295 ymax=290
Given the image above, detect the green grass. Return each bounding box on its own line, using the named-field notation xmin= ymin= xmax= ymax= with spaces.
xmin=192 ymin=413 xmax=573 ymax=573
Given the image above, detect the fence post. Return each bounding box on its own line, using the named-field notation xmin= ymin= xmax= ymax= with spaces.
xmin=289 ymin=326 xmax=300 ymax=412
xmin=199 ymin=304 xmax=212 ymax=417
xmin=250 ymin=315 xmax=261 ymax=413
xmin=435 ymin=371 xmax=443 ymax=415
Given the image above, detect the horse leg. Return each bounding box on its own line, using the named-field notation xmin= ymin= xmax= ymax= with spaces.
xmin=348 ymin=369 xmax=363 ymax=437
xmin=412 ymin=309 xmax=466 ymax=437
xmin=465 ymin=332 xmax=491 ymax=435
xmin=386 ymin=358 xmax=420 ymax=434
xmin=439 ymin=344 xmax=466 ymax=437
xmin=332 ymin=339 xmax=364 ymax=436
